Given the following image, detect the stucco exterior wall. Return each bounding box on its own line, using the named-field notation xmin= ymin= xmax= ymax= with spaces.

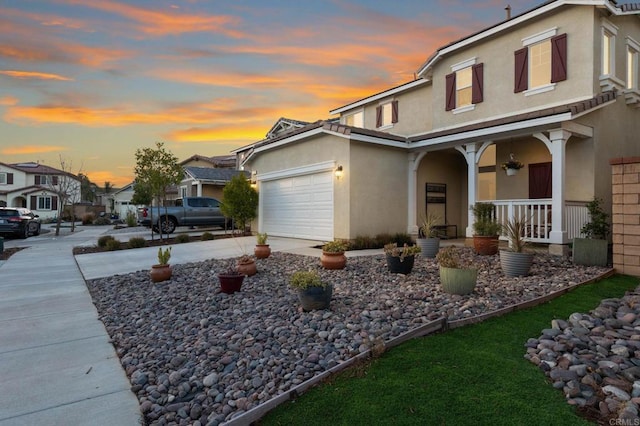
xmin=430 ymin=5 xmax=595 ymax=131
xmin=348 ymin=142 xmax=408 ymax=237
xmin=359 ymin=84 xmax=433 ymax=136
xmin=495 ymin=138 xmax=551 ymax=200
xmin=416 ymin=150 xmax=467 ymax=236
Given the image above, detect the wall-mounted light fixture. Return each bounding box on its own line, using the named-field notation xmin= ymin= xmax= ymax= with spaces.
xmin=250 ymin=170 xmax=258 ymax=188
xmin=335 ymin=165 xmax=343 ymax=179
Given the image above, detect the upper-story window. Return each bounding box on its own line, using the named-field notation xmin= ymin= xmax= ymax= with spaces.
xmin=375 ymin=100 xmax=398 ymax=128
xmin=35 ymin=175 xmax=58 ymax=185
xmin=0 ymin=173 xmax=7 ymax=185
xmin=344 ymin=110 xmax=363 ymax=127
xmin=600 ymin=19 xmax=624 ymax=91
xmin=515 ymin=28 xmax=567 ymax=96
xmin=445 ymin=58 xmax=483 ymax=113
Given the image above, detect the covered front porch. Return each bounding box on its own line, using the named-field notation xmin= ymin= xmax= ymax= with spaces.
xmin=408 ymin=121 xmax=595 ymax=252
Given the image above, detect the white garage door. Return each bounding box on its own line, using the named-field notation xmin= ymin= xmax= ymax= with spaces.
xmin=261 ymin=171 xmax=333 ymax=240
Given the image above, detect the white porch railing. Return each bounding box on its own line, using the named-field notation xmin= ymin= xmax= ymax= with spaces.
xmin=486 ymin=199 xmax=588 ymax=244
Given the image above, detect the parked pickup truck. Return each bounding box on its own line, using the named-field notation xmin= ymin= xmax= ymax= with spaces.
xmin=138 ymin=197 xmax=230 ymax=234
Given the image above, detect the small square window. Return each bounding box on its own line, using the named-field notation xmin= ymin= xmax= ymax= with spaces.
xmin=0 ymin=173 xmax=6 ymax=185
xmin=344 ymin=111 xmax=363 ymax=127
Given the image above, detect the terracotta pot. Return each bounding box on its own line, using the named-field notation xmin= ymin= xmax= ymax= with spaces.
xmin=473 ymin=235 xmax=499 ymax=255
xmin=254 ymin=244 xmax=271 ymax=259
xmin=321 ymin=251 xmax=346 ymax=270
xmin=218 ymin=273 xmax=245 ymax=294
xmin=237 ymin=260 xmax=257 ymax=276
xmin=150 ymin=264 xmax=172 ymax=283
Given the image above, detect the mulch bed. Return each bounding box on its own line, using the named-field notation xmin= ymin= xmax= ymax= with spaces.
xmin=0 ymin=247 xmax=26 ymax=261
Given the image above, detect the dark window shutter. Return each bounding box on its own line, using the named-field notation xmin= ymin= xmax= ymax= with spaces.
xmin=445 ymin=72 xmax=456 ymax=111
xmin=472 ymin=63 xmax=484 ymax=104
xmin=30 ymin=196 xmax=37 ymax=210
xmin=35 ymin=175 xmax=41 ymax=185
xmin=375 ymin=105 xmax=382 ymax=127
xmin=7 ymin=173 xmax=13 ymax=184
xmin=52 ymin=176 xmax=59 ymax=185
xmin=391 ymin=100 xmax=399 ymax=123
xmin=52 ymin=196 xmax=58 ymax=211
xmin=551 ymin=33 xmax=567 ymax=83
xmin=514 ymin=47 xmax=528 ymax=93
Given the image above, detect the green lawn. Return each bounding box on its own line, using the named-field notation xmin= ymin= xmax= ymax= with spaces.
xmin=260 ymin=274 xmax=639 ymax=426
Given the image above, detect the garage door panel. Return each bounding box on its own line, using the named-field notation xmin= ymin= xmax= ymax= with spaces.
xmin=262 ymin=171 xmax=333 ymax=241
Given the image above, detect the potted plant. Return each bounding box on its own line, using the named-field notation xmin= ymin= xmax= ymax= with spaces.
xmin=417 ymin=212 xmax=441 ymax=258
xmin=254 ymin=232 xmax=271 ymax=259
xmin=573 ymin=197 xmax=610 ymax=267
xmin=236 ymin=254 xmax=257 ymax=276
xmin=218 ymin=263 xmax=245 ymax=294
xmin=472 ymin=202 xmax=502 ymax=255
xmin=289 ymin=270 xmax=332 ymax=311
xmin=500 ymin=216 xmax=534 ymax=277
xmin=384 ymin=242 xmax=421 ymax=274
xmin=436 ymin=246 xmax=477 ymax=295
xmin=320 ymin=240 xmax=348 ymax=270
xmin=501 ymin=153 xmax=524 ymax=176
xmin=150 ymin=246 xmax=172 ymax=282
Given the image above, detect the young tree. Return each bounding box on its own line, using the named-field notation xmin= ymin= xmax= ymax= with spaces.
xmin=104 ymin=181 xmax=114 ymax=215
xmin=220 ymin=173 xmax=258 ymax=234
xmin=133 ymin=142 xmax=183 ymax=241
xmin=47 ymin=156 xmax=82 ymax=236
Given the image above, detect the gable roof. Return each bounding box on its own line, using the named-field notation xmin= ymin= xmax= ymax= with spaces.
xmin=265 ymin=117 xmax=311 ymax=139
xmin=329 ymin=79 xmax=429 ymax=115
xmin=417 ymin=0 xmax=636 ymax=79
xmin=180 ymin=154 xmax=236 ymax=168
xmin=183 ymin=167 xmax=249 ymax=184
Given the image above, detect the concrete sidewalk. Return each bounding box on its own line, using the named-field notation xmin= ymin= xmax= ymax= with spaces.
xmin=75 ymin=235 xmax=326 ymax=280
xmin=0 ymin=226 xmax=142 ymax=426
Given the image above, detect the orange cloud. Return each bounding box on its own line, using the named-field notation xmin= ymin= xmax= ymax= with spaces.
xmin=166 ymin=125 xmax=268 ymax=143
xmin=64 ymin=0 xmax=243 ymax=38
xmin=0 ymin=70 xmax=73 ymax=81
xmin=1 ymin=145 xmax=68 ymax=155
xmin=0 ymin=96 xmax=18 ymax=106
xmin=85 ymin=170 xmax=132 ymax=188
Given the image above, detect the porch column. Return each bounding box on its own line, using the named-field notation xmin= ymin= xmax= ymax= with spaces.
xmin=407 ymin=152 xmax=426 ymax=235
xmin=549 ymin=129 xmax=571 ymax=244
xmin=196 ymin=181 xmax=203 ymax=197
xmin=462 ymin=144 xmax=479 ymax=238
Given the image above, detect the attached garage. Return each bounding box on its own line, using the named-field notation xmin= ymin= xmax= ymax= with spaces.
xmin=259 ymin=167 xmax=334 ymax=241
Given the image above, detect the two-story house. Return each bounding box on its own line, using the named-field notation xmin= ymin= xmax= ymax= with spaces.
xmin=234 ymin=0 xmax=640 ymax=254
xmin=0 ymin=162 xmax=81 ymax=220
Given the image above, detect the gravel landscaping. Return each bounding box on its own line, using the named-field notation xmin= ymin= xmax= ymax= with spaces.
xmin=86 ymin=248 xmax=610 ymax=425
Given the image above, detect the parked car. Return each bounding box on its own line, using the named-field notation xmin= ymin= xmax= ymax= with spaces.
xmin=0 ymin=207 xmax=41 ymax=238
xmin=137 ymin=197 xmax=231 ymax=234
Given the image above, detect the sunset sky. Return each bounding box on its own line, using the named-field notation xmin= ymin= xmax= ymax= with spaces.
xmin=1 ymin=0 xmax=540 ymax=188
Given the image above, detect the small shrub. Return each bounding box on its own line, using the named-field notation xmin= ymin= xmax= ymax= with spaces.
xmin=105 ymin=238 xmax=121 ymax=251
xmin=97 ymin=235 xmax=116 ymax=248
xmin=351 ymin=235 xmax=377 ymax=250
xmin=392 ymin=232 xmax=414 ymax=246
xmin=93 ymin=216 xmax=111 ymax=226
xmin=201 ymin=232 xmax=214 ymax=241
xmin=374 ymin=233 xmax=394 ymax=247
xmin=128 ymin=237 xmax=146 ymax=249
xmin=175 ymin=234 xmax=190 ymax=243
xmin=289 ymin=270 xmax=327 ymax=290
xmin=82 ymin=213 xmax=95 ymax=225
xmin=126 ymin=211 xmax=137 ymax=227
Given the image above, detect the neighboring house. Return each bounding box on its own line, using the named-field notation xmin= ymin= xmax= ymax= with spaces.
xmin=0 ymin=162 xmax=81 ymax=220
xmin=180 ymin=154 xmax=237 ymax=170
xmin=179 ymin=167 xmax=250 ymax=200
xmin=111 ymin=182 xmax=137 ymax=219
xmin=235 ymin=0 xmax=640 ymax=253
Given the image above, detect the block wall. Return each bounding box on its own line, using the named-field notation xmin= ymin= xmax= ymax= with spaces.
xmin=611 ymin=157 xmax=640 ymax=276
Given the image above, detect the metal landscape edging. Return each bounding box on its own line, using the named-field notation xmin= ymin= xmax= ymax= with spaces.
xmin=223 ymin=267 xmax=616 ymax=425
